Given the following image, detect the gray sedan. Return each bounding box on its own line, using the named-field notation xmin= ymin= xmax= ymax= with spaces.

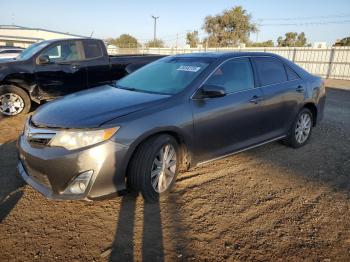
xmin=18 ymin=52 xmax=326 ymax=202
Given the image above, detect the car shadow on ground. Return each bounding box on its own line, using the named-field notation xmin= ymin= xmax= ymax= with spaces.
xmin=0 ymin=141 xmax=25 ymax=223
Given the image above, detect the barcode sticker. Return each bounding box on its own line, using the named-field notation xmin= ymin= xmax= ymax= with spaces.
xmin=176 ymin=66 xmax=201 ymax=72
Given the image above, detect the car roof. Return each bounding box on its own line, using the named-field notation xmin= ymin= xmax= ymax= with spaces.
xmin=172 ymin=51 xmax=311 ymax=78
xmin=0 ymin=49 xmax=22 ymax=52
xmin=174 ymin=52 xmax=282 ymax=59
xmin=41 ymin=37 xmax=101 ymax=44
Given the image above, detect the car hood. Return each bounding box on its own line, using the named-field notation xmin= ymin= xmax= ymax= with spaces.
xmin=31 ymin=85 xmax=170 ymax=128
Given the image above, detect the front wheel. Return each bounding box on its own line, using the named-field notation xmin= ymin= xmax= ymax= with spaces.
xmin=127 ymin=134 xmax=179 ymax=202
xmin=0 ymin=85 xmax=31 ymax=116
xmin=284 ymin=108 xmax=313 ymax=148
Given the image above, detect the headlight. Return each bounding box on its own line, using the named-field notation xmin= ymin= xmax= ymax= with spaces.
xmin=49 ymin=127 xmax=119 ymax=150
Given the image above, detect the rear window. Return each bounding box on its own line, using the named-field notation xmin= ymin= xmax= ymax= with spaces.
xmin=83 ymin=41 xmax=103 ymax=59
xmin=254 ymin=57 xmax=287 ymax=86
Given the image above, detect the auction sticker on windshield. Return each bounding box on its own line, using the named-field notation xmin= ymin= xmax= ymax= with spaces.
xmin=177 ymin=65 xmax=202 ymax=72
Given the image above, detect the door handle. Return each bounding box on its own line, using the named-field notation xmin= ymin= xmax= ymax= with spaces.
xmin=71 ymin=64 xmax=80 ymax=70
xmin=296 ymin=85 xmax=305 ymax=93
xmin=249 ymin=95 xmax=262 ymax=104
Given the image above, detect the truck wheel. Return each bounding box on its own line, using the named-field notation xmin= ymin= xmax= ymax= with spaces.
xmin=127 ymin=134 xmax=179 ymax=203
xmin=284 ymin=108 xmax=313 ymax=148
xmin=0 ymin=85 xmax=31 ymax=116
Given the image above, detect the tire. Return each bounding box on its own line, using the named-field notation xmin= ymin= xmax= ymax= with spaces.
xmin=0 ymin=85 xmax=31 ymax=116
xmin=284 ymin=108 xmax=313 ymax=148
xmin=127 ymin=134 xmax=179 ymax=203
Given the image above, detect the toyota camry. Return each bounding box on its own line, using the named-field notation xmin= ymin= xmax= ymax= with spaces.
xmin=18 ymin=52 xmax=326 ymax=202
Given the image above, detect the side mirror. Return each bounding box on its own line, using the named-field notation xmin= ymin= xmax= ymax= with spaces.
xmin=37 ymin=55 xmax=50 ymax=65
xmin=196 ymin=84 xmax=226 ymax=99
xmin=125 ymin=63 xmax=143 ymax=74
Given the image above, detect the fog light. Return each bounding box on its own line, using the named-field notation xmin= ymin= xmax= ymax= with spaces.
xmin=63 ymin=171 xmax=93 ymax=195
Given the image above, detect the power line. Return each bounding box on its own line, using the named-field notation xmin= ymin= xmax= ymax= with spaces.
xmin=259 ymin=13 xmax=350 ymax=21
xmin=261 ymin=19 xmax=350 ymax=26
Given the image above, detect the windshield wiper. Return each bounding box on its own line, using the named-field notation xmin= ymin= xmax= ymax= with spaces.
xmin=115 ymin=84 xmax=136 ymax=91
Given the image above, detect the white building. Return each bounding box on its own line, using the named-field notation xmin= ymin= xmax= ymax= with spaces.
xmin=312 ymin=42 xmax=327 ymax=48
xmin=0 ymin=25 xmax=85 ymax=48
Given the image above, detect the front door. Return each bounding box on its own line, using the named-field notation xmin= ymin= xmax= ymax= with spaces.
xmin=191 ymin=57 xmax=265 ymax=163
xmin=34 ymin=40 xmax=87 ymax=100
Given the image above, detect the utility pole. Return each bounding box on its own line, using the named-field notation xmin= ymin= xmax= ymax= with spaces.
xmin=256 ymin=19 xmax=263 ymax=43
xmin=175 ymin=33 xmax=178 ymax=49
xmin=151 ymin=15 xmax=159 ymax=42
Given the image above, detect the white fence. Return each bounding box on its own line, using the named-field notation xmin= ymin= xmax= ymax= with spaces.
xmin=108 ymin=46 xmax=350 ymax=80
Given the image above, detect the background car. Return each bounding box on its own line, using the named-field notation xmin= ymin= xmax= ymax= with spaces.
xmin=0 ymin=38 xmax=163 ymax=116
xmin=0 ymin=47 xmax=23 ymax=59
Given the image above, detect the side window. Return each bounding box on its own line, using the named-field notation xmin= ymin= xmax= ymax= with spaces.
xmin=254 ymin=57 xmax=287 ymax=86
xmin=41 ymin=41 xmax=83 ymax=63
xmin=83 ymin=40 xmax=103 ymax=59
xmin=285 ymin=65 xmax=300 ymax=81
xmin=206 ymin=58 xmax=254 ymax=93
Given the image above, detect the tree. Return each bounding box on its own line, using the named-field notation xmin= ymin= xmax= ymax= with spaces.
xmin=186 ymin=31 xmax=200 ymax=48
xmin=106 ymin=34 xmax=140 ymax=48
xmin=334 ymin=37 xmax=350 ymax=46
xmin=296 ymin=32 xmax=307 ymax=47
xmin=145 ymin=39 xmax=165 ymax=48
xmin=202 ymin=6 xmax=257 ymax=47
xmin=277 ymin=32 xmax=308 ymax=47
xmin=247 ymin=40 xmax=274 ymax=47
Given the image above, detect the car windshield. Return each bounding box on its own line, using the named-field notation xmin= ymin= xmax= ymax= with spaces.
xmin=115 ymin=57 xmax=211 ymax=95
xmin=16 ymin=41 xmax=50 ymax=60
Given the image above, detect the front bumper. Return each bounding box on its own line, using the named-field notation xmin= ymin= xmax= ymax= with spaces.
xmin=18 ymin=161 xmax=90 ymax=200
xmin=18 ymin=134 xmax=129 ymax=200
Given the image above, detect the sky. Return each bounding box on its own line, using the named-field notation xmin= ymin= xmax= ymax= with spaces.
xmin=1 ymin=0 xmax=350 ymax=47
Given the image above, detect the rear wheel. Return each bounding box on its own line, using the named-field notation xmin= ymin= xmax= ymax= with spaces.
xmin=0 ymin=85 xmax=31 ymax=116
xmin=284 ymin=108 xmax=313 ymax=148
xmin=127 ymin=134 xmax=179 ymax=202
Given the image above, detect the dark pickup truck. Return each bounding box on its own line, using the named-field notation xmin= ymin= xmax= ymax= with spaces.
xmin=0 ymin=38 xmax=163 ymax=116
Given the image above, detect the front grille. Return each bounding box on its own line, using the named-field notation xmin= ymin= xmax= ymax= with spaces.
xmin=28 ymin=135 xmax=54 ymax=146
xmin=25 ymin=118 xmax=57 ymax=146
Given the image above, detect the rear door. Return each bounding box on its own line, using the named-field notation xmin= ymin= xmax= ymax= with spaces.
xmin=252 ymin=56 xmax=304 ymax=139
xmin=81 ymin=40 xmax=111 ymax=87
xmin=34 ymin=40 xmax=87 ymax=99
xmin=191 ymin=57 xmax=265 ymax=162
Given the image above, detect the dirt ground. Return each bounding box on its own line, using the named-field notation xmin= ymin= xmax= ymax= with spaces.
xmin=0 ymin=80 xmax=350 ymax=261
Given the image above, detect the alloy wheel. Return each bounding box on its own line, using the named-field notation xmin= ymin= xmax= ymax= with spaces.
xmin=151 ymin=144 xmax=177 ymax=193
xmin=0 ymin=93 xmax=25 ymax=115
xmin=295 ymin=112 xmax=312 ymax=144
